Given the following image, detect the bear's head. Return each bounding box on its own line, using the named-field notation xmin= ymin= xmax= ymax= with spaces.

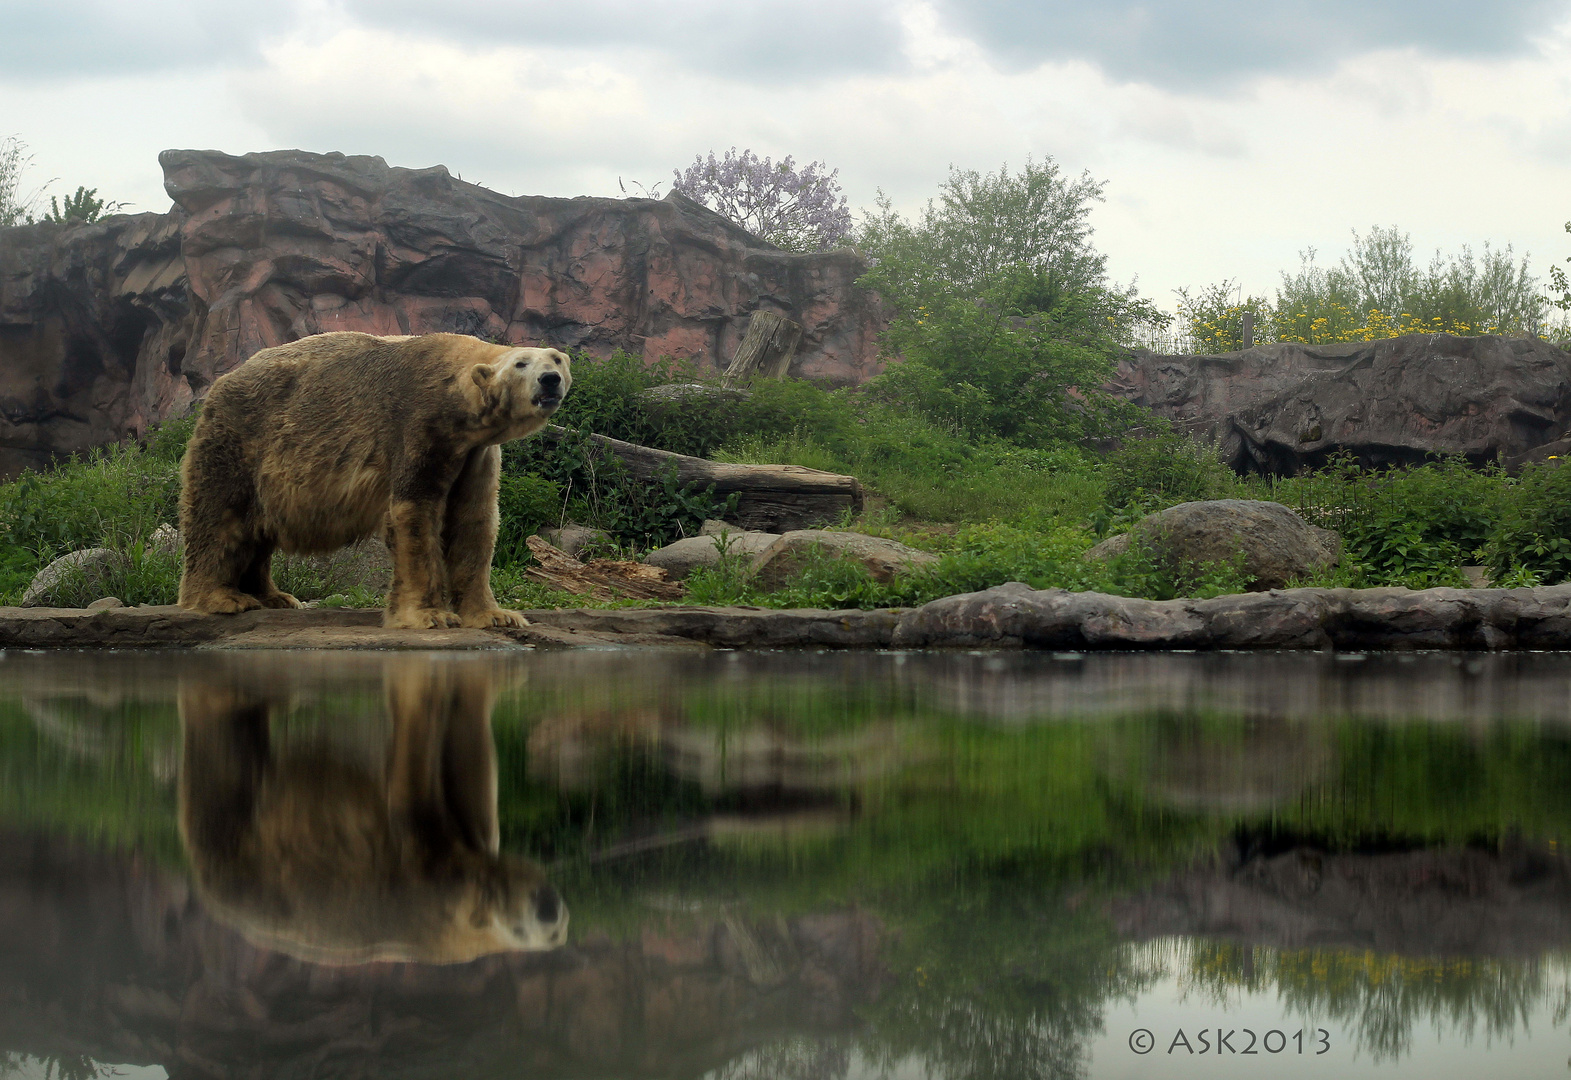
xmin=471 ymin=347 xmax=572 ymax=435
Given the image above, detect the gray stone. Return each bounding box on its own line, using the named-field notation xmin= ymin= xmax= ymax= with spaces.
xmin=21 ymin=548 xmax=129 ymax=608
xmin=1109 ymin=335 xmax=1571 ymax=474
xmin=749 ymin=531 xmax=941 ymax=591
xmin=148 ymin=523 xmax=181 ymax=556
xmin=643 ymin=530 xmax=781 ymax=580
xmin=1084 ymin=499 xmax=1339 ymax=591
xmin=537 ymin=524 xmax=613 ymax=560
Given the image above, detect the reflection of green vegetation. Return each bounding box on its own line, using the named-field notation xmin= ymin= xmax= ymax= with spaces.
xmin=8 ymin=664 xmax=1571 ymax=1076
xmin=0 ymin=699 xmax=181 ymax=862
xmin=1164 ymin=940 xmax=1571 ymax=1063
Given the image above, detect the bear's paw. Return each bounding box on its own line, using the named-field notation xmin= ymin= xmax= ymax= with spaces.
xmin=257 ymin=590 xmax=302 ymax=610
xmin=384 ymin=607 xmax=464 ymax=630
xmin=460 ymin=608 xmax=530 ymax=629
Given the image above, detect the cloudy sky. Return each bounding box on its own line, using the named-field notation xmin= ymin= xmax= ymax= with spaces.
xmin=5 ymin=0 xmax=1571 ymax=313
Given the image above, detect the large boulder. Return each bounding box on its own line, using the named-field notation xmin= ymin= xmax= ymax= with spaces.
xmin=0 ymin=149 xmax=891 ymax=479
xmin=1085 ymin=499 xmax=1339 ymax=591
xmin=643 ymin=529 xmax=781 ymax=580
xmin=1109 ymin=335 xmax=1571 ymax=474
xmin=749 ymin=530 xmax=940 ymax=591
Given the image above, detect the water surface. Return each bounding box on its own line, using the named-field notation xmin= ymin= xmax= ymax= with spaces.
xmin=4 ymin=649 xmax=1571 ymax=1079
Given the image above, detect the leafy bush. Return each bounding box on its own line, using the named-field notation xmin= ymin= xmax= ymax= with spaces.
xmin=1269 ymin=455 xmax=1504 ymax=588
xmin=496 ymin=474 xmax=563 ymax=564
xmin=687 ymin=522 xmax=1251 ymax=611
xmin=505 ymin=426 xmax=734 ymax=553
xmin=1484 ymin=461 xmax=1571 ymax=584
xmin=856 ymin=158 xmax=1165 ymax=447
xmin=1100 ymin=429 xmax=1238 ymax=515
xmin=0 ymin=412 xmax=195 ymax=561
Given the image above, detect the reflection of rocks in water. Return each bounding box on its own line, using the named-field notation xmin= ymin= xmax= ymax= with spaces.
xmin=179 ymin=655 xmax=567 ymax=964
xmin=1111 ymin=717 xmax=1334 ymax=813
xmin=1111 ymin=837 xmax=1571 ymax=959
xmin=0 ymin=832 xmax=883 ymax=1080
xmin=530 ymin=709 xmax=908 ymax=796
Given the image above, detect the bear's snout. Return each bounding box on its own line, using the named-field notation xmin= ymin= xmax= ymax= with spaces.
xmin=533 ymin=370 xmax=564 ymax=408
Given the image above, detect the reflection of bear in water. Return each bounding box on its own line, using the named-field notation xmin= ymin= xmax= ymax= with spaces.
xmin=178 ymin=658 xmax=567 ymax=964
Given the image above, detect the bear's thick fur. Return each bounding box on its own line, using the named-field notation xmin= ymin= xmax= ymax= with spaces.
xmin=178 ymin=332 xmax=570 ymax=629
xmin=178 ymin=656 xmax=568 ymax=964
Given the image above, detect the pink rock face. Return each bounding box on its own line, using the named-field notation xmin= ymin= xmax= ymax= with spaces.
xmin=163 ymin=149 xmax=891 ymax=397
xmin=0 ymin=149 xmax=892 ymax=478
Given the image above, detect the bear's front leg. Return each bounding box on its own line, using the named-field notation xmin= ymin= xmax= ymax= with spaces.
xmin=444 ymin=445 xmax=530 ymax=629
xmin=384 ymin=498 xmax=462 ymax=629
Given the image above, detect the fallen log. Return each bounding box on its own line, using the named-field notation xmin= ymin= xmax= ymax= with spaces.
xmin=523 ymin=536 xmax=685 ymax=602
xmin=541 ymin=427 xmax=862 ymax=532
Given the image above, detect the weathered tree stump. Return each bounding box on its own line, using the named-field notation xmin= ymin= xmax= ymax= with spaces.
xmin=541 ymin=427 xmax=862 ymax=532
xmin=722 ymin=311 xmax=803 ymax=386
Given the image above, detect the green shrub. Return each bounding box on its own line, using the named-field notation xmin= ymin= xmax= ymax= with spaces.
xmin=0 ymin=412 xmax=194 ymax=558
xmin=1269 ymin=455 xmax=1503 ymax=588
xmin=688 ymin=522 xmax=1250 ymax=611
xmin=496 ymin=474 xmax=563 ymax=564
xmin=1484 ymin=461 xmax=1571 ymax=584
xmin=506 ymin=427 xmax=734 ymax=553
xmin=1100 ymin=429 xmax=1238 ymax=514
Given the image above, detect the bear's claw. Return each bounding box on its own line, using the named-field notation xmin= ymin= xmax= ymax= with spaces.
xmin=384 ymin=607 xmax=463 ymax=630
xmin=461 ymin=608 xmax=529 ymax=629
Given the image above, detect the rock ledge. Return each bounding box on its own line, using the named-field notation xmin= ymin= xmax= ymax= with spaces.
xmin=8 ymin=583 xmax=1571 ymax=650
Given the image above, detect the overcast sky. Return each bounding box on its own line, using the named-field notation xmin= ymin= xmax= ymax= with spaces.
xmin=5 ymin=0 xmax=1570 ymax=314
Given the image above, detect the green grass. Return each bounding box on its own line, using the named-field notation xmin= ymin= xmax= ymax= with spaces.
xmin=3 ymin=350 xmax=1571 ymax=611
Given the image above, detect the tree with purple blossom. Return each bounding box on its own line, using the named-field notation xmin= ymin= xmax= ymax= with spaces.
xmin=672 ymin=148 xmax=852 ymax=254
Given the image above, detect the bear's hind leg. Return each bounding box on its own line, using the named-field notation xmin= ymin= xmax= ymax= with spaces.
xmin=179 ymin=418 xmax=268 ymax=615
xmin=239 ymin=544 xmax=300 ymax=610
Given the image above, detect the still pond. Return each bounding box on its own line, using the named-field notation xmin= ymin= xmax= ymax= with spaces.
xmin=3 ymin=648 xmax=1571 ymax=1079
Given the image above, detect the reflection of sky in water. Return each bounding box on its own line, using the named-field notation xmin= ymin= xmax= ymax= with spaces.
xmin=1090 ymin=943 xmax=1571 ymax=1079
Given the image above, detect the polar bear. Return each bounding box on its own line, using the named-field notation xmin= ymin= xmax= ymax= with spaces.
xmin=178 ymin=332 xmax=570 ymax=629
xmin=178 ymin=656 xmax=568 ymax=965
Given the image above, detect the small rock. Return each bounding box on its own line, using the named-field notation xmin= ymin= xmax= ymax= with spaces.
xmin=85 ymin=597 xmax=124 ymax=610
xmin=1084 ymin=499 xmax=1339 ymax=591
xmin=643 ymin=530 xmax=781 ymax=580
xmin=149 ymin=523 xmax=181 ymax=556
xmin=21 ymin=548 xmax=130 ymax=608
xmin=749 ymin=530 xmax=940 ymax=591
xmin=537 ymin=524 xmax=614 ymax=560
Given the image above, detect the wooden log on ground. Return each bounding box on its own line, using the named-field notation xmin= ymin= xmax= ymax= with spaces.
xmin=541 ymin=427 xmax=862 ymax=533
xmin=722 ymin=311 xmax=803 ymax=386
xmin=524 ymin=536 xmax=684 ymax=601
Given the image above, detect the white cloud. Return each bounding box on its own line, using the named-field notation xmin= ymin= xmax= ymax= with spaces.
xmin=0 ymin=0 xmax=1568 ymax=318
